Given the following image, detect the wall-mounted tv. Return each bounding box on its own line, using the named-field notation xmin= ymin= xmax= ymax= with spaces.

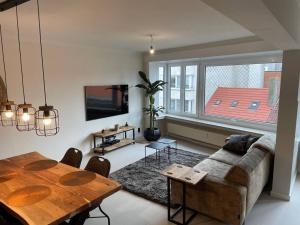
xmin=85 ymin=85 xmax=129 ymax=121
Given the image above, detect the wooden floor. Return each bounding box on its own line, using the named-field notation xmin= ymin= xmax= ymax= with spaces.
xmin=81 ymin=139 xmax=300 ymax=225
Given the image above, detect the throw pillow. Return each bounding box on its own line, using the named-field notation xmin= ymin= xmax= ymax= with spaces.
xmin=223 ymin=134 xmax=250 ymax=155
xmin=245 ymin=135 xmax=259 ymax=150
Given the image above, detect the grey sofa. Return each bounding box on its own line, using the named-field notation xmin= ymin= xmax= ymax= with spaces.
xmin=171 ymin=135 xmax=276 ymax=225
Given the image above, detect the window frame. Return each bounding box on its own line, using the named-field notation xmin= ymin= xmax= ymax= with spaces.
xmin=153 ymin=52 xmax=282 ymax=132
xmin=166 ymin=62 xmax=200 ymax=117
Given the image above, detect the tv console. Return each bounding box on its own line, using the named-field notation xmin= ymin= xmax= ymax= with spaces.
xmin=92 ymin=125 xmax=135 ymax=155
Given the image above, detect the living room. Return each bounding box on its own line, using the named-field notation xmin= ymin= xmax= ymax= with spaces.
xmin=0 ymin=0 xmax=299 ymax=225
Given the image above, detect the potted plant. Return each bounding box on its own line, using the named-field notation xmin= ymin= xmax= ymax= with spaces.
xmin=136 ymin=71 xmax=167 ymax=141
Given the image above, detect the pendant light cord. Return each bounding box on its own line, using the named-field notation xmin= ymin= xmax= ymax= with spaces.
xmin=16 ymin=4 xmax=26 ymax=104
xmin=150 ymin=34 xmax=153 ymax=46
xmin=36 ymin=0 xmax=47 ymax=106
xmin=0 ymin=24 xmax=9 ymax=101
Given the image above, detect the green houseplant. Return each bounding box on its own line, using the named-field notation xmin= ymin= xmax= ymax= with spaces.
xmin=136 ymin=71 xmax=167 ymax=141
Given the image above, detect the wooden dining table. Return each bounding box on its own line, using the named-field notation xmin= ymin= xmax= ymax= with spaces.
xmin=0 ymin=152 xmax=122 ymax=225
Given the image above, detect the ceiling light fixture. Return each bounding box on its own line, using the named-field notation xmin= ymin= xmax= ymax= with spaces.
xmin=149 ymin=34 xmax=155 ymax=55
xmin=0 ymin=24 xmax=17 ymax=126
xmin=34 ymin=0 xmax=59 ymax=136
xmin=15 ymin=4 xmax=36 ymax=131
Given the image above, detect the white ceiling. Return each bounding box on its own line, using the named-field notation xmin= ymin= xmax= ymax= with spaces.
xmin=0 ymin=0 xmax=253 ymax=52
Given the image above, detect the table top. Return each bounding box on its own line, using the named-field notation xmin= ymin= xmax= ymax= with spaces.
xmin=157 ymin=138 xmax=177 ymax=144
xmin=161 ymin=164 xmax=207 ymax=185
xmin=146 ymin=142 xmax=170 ymax=151
xmin=93 ymin=125 xmax=135 ymax=138
xmin=0 ymin=152 xmax=121 ymax=225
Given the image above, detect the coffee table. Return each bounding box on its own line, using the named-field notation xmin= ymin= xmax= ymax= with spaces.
xmin=161 ymin=164 xmax=207 ymax=225
xmin=144 ymin=142 xmax=170 ymax=165
xmin=157 ymin=137 xmax=178 ymax=154
xmin=158 ymin=137 xmax=177 ymax=148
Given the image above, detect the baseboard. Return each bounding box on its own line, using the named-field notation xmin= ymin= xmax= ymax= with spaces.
xmin=270 ymin=191 xmax=290 ymax=201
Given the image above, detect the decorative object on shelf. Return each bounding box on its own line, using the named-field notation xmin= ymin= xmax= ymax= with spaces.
xmin=114 ymin=124 xmax=119 ymax=131
xmin=15 ymin=4 xmax=36 ymax=132
xmin=0 ymin=24 xmax=17 ymax=127
xmin=125 ymin=122 xmax=128 ymax=127
xmin=149 ymin=34 xmax=155 ymax=55
xmin=34 ymin=0 xmax=59 ymax=136
xmin=136 ymin=71 xmax=166 ymax=141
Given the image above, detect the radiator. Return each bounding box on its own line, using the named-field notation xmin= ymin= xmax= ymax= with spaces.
xmin=167 ymin=122 xmax=227 ymax=147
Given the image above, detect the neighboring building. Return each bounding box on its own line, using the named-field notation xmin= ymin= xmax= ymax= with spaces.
xmin=205 ymin=87 xmax=278 ymax=123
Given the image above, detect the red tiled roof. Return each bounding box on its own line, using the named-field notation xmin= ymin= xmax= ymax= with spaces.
xmin=205 ymin=87 xmax=274 ymax=123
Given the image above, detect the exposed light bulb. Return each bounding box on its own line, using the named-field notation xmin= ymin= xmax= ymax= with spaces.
xmin=149 ymin=46 xmax=155 ymax=55
xmin=5 ymin=111 xmax=13 ymax=118
xmin=43 ymin=118 xmax=52 ymax=126
xmin=22 ymin=113 xmax=30 ymax=122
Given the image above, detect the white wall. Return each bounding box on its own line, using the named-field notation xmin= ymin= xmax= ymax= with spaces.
xmin=271 ymin=50 xmax=300 ymax=200
xmin=0 ymin=40 xmax=143 ymax=161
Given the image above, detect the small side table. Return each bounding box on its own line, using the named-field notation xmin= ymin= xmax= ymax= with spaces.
xmin=161 ymin=164 xmax=207 ymax=225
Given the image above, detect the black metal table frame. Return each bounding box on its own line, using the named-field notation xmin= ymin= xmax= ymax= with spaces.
xmin=93 ymin=128 xmax=135 ymax=155
xmin=167 ymin=178 xmax=198 ymax=225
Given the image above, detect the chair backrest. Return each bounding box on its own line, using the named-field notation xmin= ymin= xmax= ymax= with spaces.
xmin=60 ymin=148 xmax=83 ymax=168
xmin=85 ymin=156 xmax=111 ymax=178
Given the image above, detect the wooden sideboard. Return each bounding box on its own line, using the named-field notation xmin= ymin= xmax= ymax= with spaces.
xmin=93 ymin=125 xmax=135 ymax=154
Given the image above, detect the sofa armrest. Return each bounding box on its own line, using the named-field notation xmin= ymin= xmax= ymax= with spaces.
xmin=225 ymin=147 xmax=273 ymax=213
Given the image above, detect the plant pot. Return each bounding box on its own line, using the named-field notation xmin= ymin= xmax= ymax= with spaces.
xmin=144 ymin=128 xmax=161 ymax=141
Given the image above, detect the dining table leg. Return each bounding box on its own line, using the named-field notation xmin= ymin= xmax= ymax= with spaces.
xmin=69 ymin=210 xmax=89 ymax=225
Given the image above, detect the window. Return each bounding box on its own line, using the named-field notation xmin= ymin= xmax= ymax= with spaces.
xmin=170 ymin=66 xmax=181 ymax=88
xmin=231 ymin=100 xmax=238 ymax=107
xmin=170 ymin=99 xmax=181 ymax=112
xmin=249 ymin=101 xmax=260 ymax=110
xmin=158 ymin=66 xmax=165 ymax=107
xmin=150 ymin=53 xmax=282 ymax=130
xmin=184 ymin=65 xmax=197 ymax=114
xmin=169 ymin=66 xmax=181 ymax=113
xmin=204 ymin=63 xmax=281 ymax=125
xmin=214 ymin=99 xmax=222 ymax=106
xmin=148 ymin=63 xmax=166 ymax=109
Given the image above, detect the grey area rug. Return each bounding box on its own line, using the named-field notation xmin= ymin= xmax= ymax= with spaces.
xmin=110 ymin=149 xmax=208 ymax=206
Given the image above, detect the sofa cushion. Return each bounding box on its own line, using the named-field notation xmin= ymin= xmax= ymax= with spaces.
xmin=193 ymin=158 xmax=232 ymax=180
xmin=209 ymin=149 xmax=243 ymax=165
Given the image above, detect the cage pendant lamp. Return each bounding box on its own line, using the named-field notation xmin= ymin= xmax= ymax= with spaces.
xmin=35 ymin=0 xmax=59 ymax=137
xmin=15 ymin=4 xmax=36 ymax=131
xmin=0 ymin=24 xmax=17 ymax=127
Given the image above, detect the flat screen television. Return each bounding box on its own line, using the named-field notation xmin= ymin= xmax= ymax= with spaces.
xmin=85 ymin=85 xmax=129 ymax=121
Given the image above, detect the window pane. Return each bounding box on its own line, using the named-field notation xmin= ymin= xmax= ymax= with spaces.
xmin=158 ymin=66 xmax=164 ymax=107
xmin=184 ymin=65 xmax=197 ymax=114
xmin=170 ymin=66 xmax=181 ymax=113
xmin=204 ymin=63 xmax=281 ymax=124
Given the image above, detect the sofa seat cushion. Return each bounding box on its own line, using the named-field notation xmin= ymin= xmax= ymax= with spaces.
xmin=209 ymin=149 xmax=243 ymax=165
xmin=193 ymin=158 xmax=232 ymax=180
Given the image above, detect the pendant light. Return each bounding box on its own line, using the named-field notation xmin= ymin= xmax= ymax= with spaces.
xmin=15 ymin=4 xmax=36 ymax=131
xmin=35 ymin=0 xmax=59 ymax=136
xmin=149 ymin=34 xmax=155 ymax=55
xmin=0 ymin=24 xmax=17 ymax=127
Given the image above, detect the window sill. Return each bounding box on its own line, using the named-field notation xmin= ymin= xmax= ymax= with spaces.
xmin=157 ymin=114 xmax=275 ymax=136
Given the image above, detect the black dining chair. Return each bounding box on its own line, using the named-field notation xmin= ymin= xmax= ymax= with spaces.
xmin=0 ymin=207 xmax=22 ymax=225
xmin=84 ymin=156 xmax=111 ymax=225
xmin=60 ymin=148 xmax=83 ymax=168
